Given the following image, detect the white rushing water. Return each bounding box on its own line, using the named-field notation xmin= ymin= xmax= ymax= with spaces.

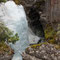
xmin=0 ymin=1 xmax=40 ymax=60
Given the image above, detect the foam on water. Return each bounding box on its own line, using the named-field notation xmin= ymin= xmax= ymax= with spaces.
xmin=0 ymin=1 xmax=29 ymax=60
xmin=0 ymin=1 xmax=40 ymax=60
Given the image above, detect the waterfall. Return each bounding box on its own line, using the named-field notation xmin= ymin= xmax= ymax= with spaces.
xmin=0 ymin=1 xmax=40 ymax=60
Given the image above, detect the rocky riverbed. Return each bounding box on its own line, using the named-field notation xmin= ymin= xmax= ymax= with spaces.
xmin=0 ymin=53 xmax=13 ymax=60
xmin=22 ymin=43 xmax=60 ymax=60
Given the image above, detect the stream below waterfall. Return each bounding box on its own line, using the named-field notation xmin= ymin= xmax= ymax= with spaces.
xmin=0 ymin=1 xmax=40 ymax=60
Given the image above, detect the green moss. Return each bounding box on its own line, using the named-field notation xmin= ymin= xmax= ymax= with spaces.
xmin=0 ymin=0 xmax=7 ymax=3
xmin=48 ymin=39 xmax=56 ymax=44
xmin=44 ymin=24 xmax=57 ymax=44
xmin=27 ymin=42 xmax=60 ymax=50
xmin=30 ymin=42 xmax=48 ymax=48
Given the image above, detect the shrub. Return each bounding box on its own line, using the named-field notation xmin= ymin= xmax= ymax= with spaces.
xmin=0 ymin=22 xmax=19 ymax=43
xmin=0 ymin=0 xmax=7 ymax=3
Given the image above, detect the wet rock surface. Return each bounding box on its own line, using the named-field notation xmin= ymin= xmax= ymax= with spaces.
xmin=22 ymin=43 xmax=60 ymax=60
xmin=0 ymin=53 xmax=13 ymax=60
